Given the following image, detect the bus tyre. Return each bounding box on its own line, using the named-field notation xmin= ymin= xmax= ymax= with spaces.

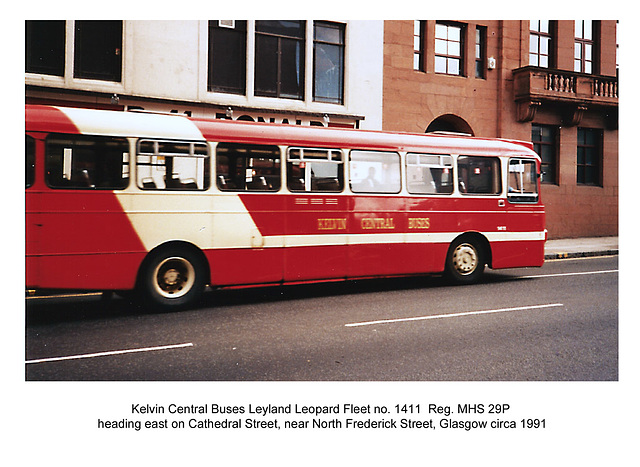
xmin=445 ymin=238 xmax=485 ymax=284
xmin=137 ymin=246 xmax=207 ymax=311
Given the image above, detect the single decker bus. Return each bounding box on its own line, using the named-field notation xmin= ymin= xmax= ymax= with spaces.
xmin=26 ymin=104 xmax=546 ymax=310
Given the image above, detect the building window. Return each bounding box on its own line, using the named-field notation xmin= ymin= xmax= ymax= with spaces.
xmin=413 ymin=20 xmax=425 ymax=71
xmin=532 ymin=124 xmax=558 ymax=184
xmin=313 ymin=21 xmax=345 ymax=104
xmin=26 ymin=20 xmax=66 ymax=76
xmin=208 ymin=21 xmax=247 ymax=95
xmin=574 ymin=20 xmax=595 ymax=74
xmin=577 ymin=128 xmax=602 ymax=185
xmin=530 ymin=20 xmax=553 ymax=68
xmin=74 ymin=21 xmax=122 ymax=82
xmin=255 ymin=20 xmax=305 ymax=100
xmin=435 ymin=22 xmax=464 ymax=76
xmin=475 ymin=26 xmax=486 ymax=78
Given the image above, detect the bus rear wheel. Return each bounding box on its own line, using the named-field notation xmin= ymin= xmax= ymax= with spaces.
xmin=445 ymin=238 xmax=485 ymax=284
xmin=137 ymin=245 xmax=207 ymax=310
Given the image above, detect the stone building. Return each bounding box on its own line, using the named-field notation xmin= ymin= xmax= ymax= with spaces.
xmin=384 ymin=20 xmax=618 ymax=238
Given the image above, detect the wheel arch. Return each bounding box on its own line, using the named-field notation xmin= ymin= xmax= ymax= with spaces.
xmin=136 ymin=240 xmax=211 ymax=288
xmin=447 ymin=231 xmax=493 ymax=269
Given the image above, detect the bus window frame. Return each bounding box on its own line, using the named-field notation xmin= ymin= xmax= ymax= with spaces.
xmin=507 ymin=157 xmax=540 ymax=203
xmin=215 ymin=142 xmax=281 ymax=192
xmin=406 ymin=152 xmax=454 ymax=195
xmin=136 ymin=139 xmax=210 ymax=191
xmin=349 ymin=149 xmax=402 ymax=194
xmin=286 ymin=146 xmax=344 ymax=193
xmin=45 ymin=133 xmax=131 ymax=191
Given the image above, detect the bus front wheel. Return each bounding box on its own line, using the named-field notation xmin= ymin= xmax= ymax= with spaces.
xmin=137 ymin=245 xmax=207 ymax=310
xmin=445 ymin=238 xmax=485 ymax=284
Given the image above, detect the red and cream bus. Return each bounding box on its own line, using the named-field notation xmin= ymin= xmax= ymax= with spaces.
xmin=26 ymin=104 xmax=545 ymax=310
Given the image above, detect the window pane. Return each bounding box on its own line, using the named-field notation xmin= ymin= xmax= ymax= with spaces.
xmin=74 ymin=20 xmax=122 ymax=81
xmin=46 ymin=134 xmax=129 ymax=189
xmin=314 ymin=22 xmax=344 ymax=104
xmin=208 ymin=21 xmax=246 ymax=94
xmin=280 ymin=38 xmax=304 ymax=99
xmin=255 ymin=35 xmax=278 ymax=96
xmin=435 ymin=39 xmax=447 ymax=55
xmin=406 ymin=153 xmax=453 ymax=195
xmin=540 ymin=37 xmax=549 ymax=55
xmin=216 ymin=143 xmax=280 ymax=191
xmin=137 ymin=140 xmax=209 ymax=190
xmin=448 ymin=26 xmax=460 ymax=41
xmin=508 ymin=159 xmax=538 ymax=202
xmin=457 ymin=156 xmax=501 ymax=194
xmin=256 ymin=20 xmax=304 ymax=38
xmin=435 ymin=23 xmax=448 ymax=39
xmin=314 ymin=42 xmax=343 ymax=103
xmin=448 ymin=41 xmax=460 ymax=57
xmin=287 ymin=148 xmax=343 ymax=192
xmin=448 ymin=58 xmax=460 ymax=75
xmin=350 ymin=151 xmax=401 ymax=193
xmin=435 ymin=56 xmax=447 ymax=73
xmin=26 ymin=20 xmax=65 ymax=76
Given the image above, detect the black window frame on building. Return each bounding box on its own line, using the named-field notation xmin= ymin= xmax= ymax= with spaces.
xmin=574 ymin=20 xmax=596 ymax=74
xmin=435 ymin=22 xmax=465 ymax=76
xmin=413 ymin=20 xmax=426 ymax=72
xmin=532 ymin=124 xmax=558 ymax=185
xmin=208 ymin=20 xmax=247 ymax=95
xmin=313 ymin=21 xmax=345 ymax=105
xmin=529 ymin=20 xmax=554 ymax=68
xmin=576 ymin=127 xmax=602 ymax=186
xmin=475 ymin=25 xmax=486 ymax=79
xmin=255 ymin=20 xmax=306 ymax=100
xmin=74 ymin=20 xmax=123 ymax=82
xmin=26 ymin=20 xmax=66 ymax=77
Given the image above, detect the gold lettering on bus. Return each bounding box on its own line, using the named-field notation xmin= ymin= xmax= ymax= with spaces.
xmin=361 ymin=217 xmax=396 ymax=230
xmin=408 ymin=217 xmax=431 ymax=229
xmin=317 ymin=218 xmax=347 ymax=231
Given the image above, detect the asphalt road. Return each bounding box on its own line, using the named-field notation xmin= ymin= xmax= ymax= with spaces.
xmin=25 ymin=255 xmax=618 ymax=381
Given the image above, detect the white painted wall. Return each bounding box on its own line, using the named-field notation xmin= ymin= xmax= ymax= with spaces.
xmin=26 ymin=20 xmax=384 ymax=130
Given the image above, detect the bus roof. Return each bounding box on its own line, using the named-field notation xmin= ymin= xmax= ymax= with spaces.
xmin=26 ymin=104 xmax=538 ymax=159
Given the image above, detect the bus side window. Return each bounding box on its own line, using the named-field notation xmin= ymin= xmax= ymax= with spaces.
xmin=406 ymin=153 xmax=453 ymax=195
xmin=457 ymin=156 xmax=501 ymax=195
xmin=286 ymin=147 xmax=343 ymax=193
xmin=350 ymin=150 xmax=401 ymax=194
xmin=45 ymin=134 xmax=130 ymax=190
xmin=26 ymin=135 xmax=35 ymax=188
xmin=216 ymin=142 xmax=280 ymax=192
xmin=137 ymin=140 xmax=210 ymax=191
xmin=508 ymin=158 xmax=539 ymax=203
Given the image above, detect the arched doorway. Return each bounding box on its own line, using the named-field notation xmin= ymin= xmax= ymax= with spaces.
xmin=426 ymin=114 xmax=474 ymax=136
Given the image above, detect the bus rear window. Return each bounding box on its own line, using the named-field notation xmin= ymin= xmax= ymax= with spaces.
xmin=457 ymin=156 xmax=501 ymax=195
xmin=26 ymin=135 xmax=35 ymax=188
xmin=45 ymin=134 xmax=130 ymax=190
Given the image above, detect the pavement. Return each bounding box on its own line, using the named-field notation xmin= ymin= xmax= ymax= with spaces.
xmin=544 ymin=236 xmax=618 ymax=260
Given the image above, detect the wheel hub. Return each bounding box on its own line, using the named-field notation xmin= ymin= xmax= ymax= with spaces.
xmin=453 ymin=244 xmax=478 ymax=275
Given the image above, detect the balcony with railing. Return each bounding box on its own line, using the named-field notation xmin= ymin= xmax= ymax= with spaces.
xmin=512 ymin=66 xmax=618 ymax=124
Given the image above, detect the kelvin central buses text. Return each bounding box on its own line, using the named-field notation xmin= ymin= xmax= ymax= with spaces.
xmin=132 ymin=403 xmax=380 ymax=416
